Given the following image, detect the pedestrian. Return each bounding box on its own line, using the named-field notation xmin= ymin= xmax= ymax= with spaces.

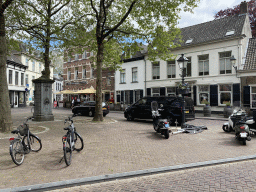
xmin=57 ymin=100 xmax=59 ymax=108
xmin=71 ymin=98 xmax=75 ymax=109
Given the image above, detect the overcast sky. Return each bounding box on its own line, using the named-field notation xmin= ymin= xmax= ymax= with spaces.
xmin=178 ymin=0 xmax=244 ymax=28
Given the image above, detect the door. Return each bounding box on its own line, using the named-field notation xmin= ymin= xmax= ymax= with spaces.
xmin=14 ymin=95 xmax=19 ymax=107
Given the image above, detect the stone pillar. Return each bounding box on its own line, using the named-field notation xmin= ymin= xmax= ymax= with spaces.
xmin=32 ymin=78 xmax=55 ymax=121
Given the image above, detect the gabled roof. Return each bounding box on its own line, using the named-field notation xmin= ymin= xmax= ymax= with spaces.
xmin=7 ymin=54 xmax=27 ymax=69
xmin=179 ymin=14 xmax=247 ymax=47
xmin=243 ymin=38 xmax=256 ymax=70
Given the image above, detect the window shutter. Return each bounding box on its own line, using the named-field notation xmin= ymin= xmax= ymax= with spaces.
xmin=121 ymin=91 xmax=124 ymax=102
xmin=243 ymin=86 xmax=250 ymax=107
xmin=160 ymin=87 xmax=165 ymax=96
xmin=117 ymin=95 xmax=120 ymax=102
xmin=130 ymin=90 xmax=133 ymax=104
xmin=140 ymin=90 xmax=143 ymax=98
xmin=210 ymin=85 xmax=218 ymax=106
xmin=147 ymin=88 xmax=151 ymax=96
xmin=193 ymin=85 xmax=197 ymax=106
xmin=233 ymin=84 xmax=240 ymax=106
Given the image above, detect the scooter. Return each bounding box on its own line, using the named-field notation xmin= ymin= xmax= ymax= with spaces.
xmin=151 ymin=101 xmax=170 ymax=139
xmin=222 ymin=108 xmax=253 ymax=145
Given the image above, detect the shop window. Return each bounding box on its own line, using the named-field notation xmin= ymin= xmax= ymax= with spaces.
xmin=152 ymin=88 xmax=160 ymax=96
xmin=219 ymin=84 xmax=232 ymax=105
xmin=198 ymin=85 xmax=210 ymax=105
xmin=167 ymin=87 xmax=176 ymax=96
xmin=19 ymin=92 xmax=24 ymax=104
xmin=251 ymin=87 xmax=256 ymax=108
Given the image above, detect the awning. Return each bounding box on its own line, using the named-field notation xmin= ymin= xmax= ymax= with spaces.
xmin=74 ymin=88 xmax=96 ymax=94
xmin=55 ymin=90 xmax=76 ymax=94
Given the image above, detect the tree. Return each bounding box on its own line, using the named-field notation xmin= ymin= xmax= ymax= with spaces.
xmin=0 ymin=0 xmax=14 ymax=132
xmin=62 ymin=0 xmax=199 ymax=121
xmin=214 ymin=0 xmax=256 ymax=37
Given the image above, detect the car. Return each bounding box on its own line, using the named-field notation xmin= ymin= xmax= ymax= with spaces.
xmin=72 ymin=101 xmax=110 ymax=117
xmin=124 ymin=96 xmax=195 ymax=124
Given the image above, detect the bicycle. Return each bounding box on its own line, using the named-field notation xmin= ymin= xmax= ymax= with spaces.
xmin=60 ymin=115 xmax=84 ymax=166
xmin=9 ymin=117 xmax=42 ymax=165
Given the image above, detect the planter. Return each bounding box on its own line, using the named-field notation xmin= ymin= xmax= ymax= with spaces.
xmin=224 ymin=106 xmax=233 ymax=118
xmin=203 ymin=105 xmax=211 ymax=117
xmin=177 ymin=88 xmax=189 ymax=94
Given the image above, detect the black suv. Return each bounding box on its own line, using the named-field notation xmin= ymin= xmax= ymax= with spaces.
xmin=124 ymin=96 xmax=195 ymax=124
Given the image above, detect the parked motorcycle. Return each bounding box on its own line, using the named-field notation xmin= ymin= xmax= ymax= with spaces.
xmin=222 ymin=108 xmax=253 ymax=145
xmin=151 ymin=101 xmax=170 ymax=139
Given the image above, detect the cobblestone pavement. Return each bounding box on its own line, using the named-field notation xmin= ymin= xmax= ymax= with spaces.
xmin=51 ymin=159 xmax=256 ymax=192
xmin=1 ymin=107 xmax=256 ymax=191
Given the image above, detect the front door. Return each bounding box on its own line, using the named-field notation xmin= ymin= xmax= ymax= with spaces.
xmin=14 ymin=95 xmax=19 ymax=108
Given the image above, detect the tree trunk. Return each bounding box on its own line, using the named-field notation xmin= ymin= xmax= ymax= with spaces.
xmin=93 ymin=41 xmax=104 ymax=121
xmin=0 ymin=9 xmax=13 ymax=132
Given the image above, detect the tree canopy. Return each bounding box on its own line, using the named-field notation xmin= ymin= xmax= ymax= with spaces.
xmin=214 ymin=0 xmax=256 ymax=37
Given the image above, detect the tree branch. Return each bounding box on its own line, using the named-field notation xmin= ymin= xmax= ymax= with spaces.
xmin=23 ymin=0 xmax=46 ymax=18
xmin=103 ymin=0 xmax=137 ymax=38
xmin=50 ymin=0 xmax=71 ymax=17
xmin=90 ymin=0 xmax=99 ymax=20
xmin=0 ymin=0 xmax=14 ymax=14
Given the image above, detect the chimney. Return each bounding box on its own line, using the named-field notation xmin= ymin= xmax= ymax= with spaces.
xmin=240 ymin=1 xmax=248 ymax=14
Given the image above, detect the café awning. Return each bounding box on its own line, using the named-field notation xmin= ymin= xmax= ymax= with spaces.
xmin=55 ymin=90 xmax=76 ymax=94
xmin=74 ymin=88 xmax=96 ymax=94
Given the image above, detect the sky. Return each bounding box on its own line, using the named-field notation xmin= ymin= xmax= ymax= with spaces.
xmin=178 ymin=0 xmax=244 ymax=28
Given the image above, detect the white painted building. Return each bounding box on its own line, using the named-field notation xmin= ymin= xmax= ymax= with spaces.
xmin=115 ymin=2 xmax=253 ymax=112
xmin=7 ymin=54 xmax=27 ymax=108
xmin=53 ymin=73 xmax=63 ymax=102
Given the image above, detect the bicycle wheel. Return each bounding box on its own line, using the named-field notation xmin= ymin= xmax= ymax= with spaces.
xmin=74 ymin=132 xmax=84 ymax=152
xmin=63 ymin=136 xmax=72 ymax=166
xmin=10 ymin=140 xmax=25 ymax=166
xmin=23 ymin=135 xmax=42 ymax=152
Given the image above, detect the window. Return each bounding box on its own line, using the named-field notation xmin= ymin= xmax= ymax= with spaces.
xmin=198 ymin=55 xmax=209 ymax=76
xmin=25 ymin=74 xmax=28 ymax=86
xmin=9 ymin=70 xmax=13 ymax=84
xmin=19 ymin=92 xmax=24 ymax=104
xmin=91 ymin=67 xmax=94 ymax=78
xmin=152 ymin=88 xmax=160 ymax=96
xmin=75 ymin=54 xmax=79 ymax=60
xmin=167 ymin=60 xmax=176 ymax=78
xmin=251 ymin=87 xmax=256 ymax=108
xmin=32 ymin=76 xmax=35 ymax=87
xmin=90 ymin=52 xmax=93 ymax=56
xmin=82 ymin=51 xmax=87 ymax=59
xmin=75 ymin=67 xmax=79 ymax=79
xmin=15 ymin=72 xmax=19 ymax=85
xmin=186 ymin=57 xmax=192 ymax=77
xmin=21 ymin=73 xmax=24 ymax=86
xmin=67 ymin=68 xmax=71 ymax=80
xmin=26 ymin=58 xmax=29 ymax=66
xmin=132 ymin=67 xmax=138 ymax=82
xmin=152 ymin=61 xmax=160 ymax=79
xmin=198 ymin=85 xmax=210 ymax=105
xmin=219 ymin=84 xmax=232 ymax=105
xmin=220 ymin=51 xmax=232 ymax=74
xmin=125 ymin=90 xmax=130 ymax=104
xmin=82 ymin=66 xmax=86 ymax=79
xmin=32 ymin=61 xmax=35 ymax=72
xmin=107 ymin=72 xmax=111 ymax=86
xmin=167 ymin=87 xmax=176 ymax=96
xmin=134 ymin=90 xmax=141 ymax=102
xmin=120 ymin=69 xmax=126 ymax=83
xmin=186 ymin=39 xmax=193 ymax=44
xmin=68 ymin=57 xmax=71 ymax=62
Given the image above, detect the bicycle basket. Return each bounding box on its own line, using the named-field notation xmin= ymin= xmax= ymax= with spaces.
xmin=18 ymin=125 xmax=28 ymax=136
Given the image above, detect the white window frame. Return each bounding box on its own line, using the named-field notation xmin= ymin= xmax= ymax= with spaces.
xmin=250 ymin=85 xmax=256 ymax=109
xmin=21 ymin=73 xmax=24 ymax=86
xmin=91 ymin=67 xmax=94 ymax=78
xmin=198 ymin=55 xmax=209 ymax=76
xmin=132 ymin=67 xmax=138 ymax=82
xmin=75 ymin=67 xmax=79 ymax=80
xmin=152 ymin=88 xmax=160 ymax=96
xmin=198 ymin=85 xmax=210 ymax=105
xmin=75 ymin=54 xmax=79 ymax=60
xmin=82 ymin=51 xmax=87 ymax=59
xmin=32 ymin=61 xmax=35 ymax=72
xmin=15 ymin=71 xmax=19 ymax=85
xmin=9 ymin=70 xmax=13 ymax=84
xmin=219 ymin=51 xmax=232 ymax=74
xmin=167 ymin=60 xmax=176 ymax=78
xmin=67 ymin=68 xmax=71 ymax=80
xmin=166 ymin=87 xmax=176 ymax=96
xmin=219 ymin=84 xmax=232 ymax=106
xmin=82 ymin=66 xmax=86 ymax=79
xmin=152 ymin=62 xmax=160 ymax=79
xmin=120 ymin=69 xmax=126 ymax=83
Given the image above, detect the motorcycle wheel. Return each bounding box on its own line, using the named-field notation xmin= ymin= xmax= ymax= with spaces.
xmin=164 ymin=129 xmax=169 ymax=139
xmin=222 ymin=125 xmax=231 ymax=132
xmin=153 ymin=124 xmax=160 ymax=133
xmin=242 ymin=139 xmax=246 ymax=145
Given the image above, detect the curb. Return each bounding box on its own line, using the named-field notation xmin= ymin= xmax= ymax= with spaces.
xmin=3 ymin=155 xmax=256 ymax=192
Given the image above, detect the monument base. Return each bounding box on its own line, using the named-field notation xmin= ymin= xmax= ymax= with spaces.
xmin=32 ymin=77 xmax=55 ymax=121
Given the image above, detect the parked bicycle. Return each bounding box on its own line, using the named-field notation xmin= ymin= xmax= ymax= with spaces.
xmin=9 ymin=117 xmax=42 ymax=165
xmin=61 ymin=115 xmax=84 ymax=166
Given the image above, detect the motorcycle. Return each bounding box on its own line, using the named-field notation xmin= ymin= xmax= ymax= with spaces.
xmin=222 ymin=108 xmax=253 ymax=145
xmin=151 ymin=101 xmax=170 ymax=139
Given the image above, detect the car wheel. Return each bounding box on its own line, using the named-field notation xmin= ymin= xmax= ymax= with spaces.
xmin=88 ymin=110 xmax=94 ymax=117
xmin=127 ymin=113 xmax=134 ymax=121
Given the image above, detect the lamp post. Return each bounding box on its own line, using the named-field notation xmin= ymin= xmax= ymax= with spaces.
xmin=177 ymin=54 xmax=189 ymax=128
xmin=230 ymin=55 xmax=237 ymax=76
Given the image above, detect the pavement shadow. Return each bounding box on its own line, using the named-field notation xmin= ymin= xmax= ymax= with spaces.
xmin=40 ymin=150 xmax=67 ymax=170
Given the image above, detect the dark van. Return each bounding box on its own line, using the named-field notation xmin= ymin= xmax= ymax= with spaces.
xmin=124 ymin=96 xmax=195 ymax=124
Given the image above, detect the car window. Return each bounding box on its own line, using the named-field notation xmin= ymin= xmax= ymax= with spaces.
xmin=138 ymin=98 xmax=146 ymax=105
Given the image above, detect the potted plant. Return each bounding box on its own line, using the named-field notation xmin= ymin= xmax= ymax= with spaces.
xmin=202 ymin=100 xmax=211 ymax=117
xmin=177 ymin=83 xmax=189 ymax=94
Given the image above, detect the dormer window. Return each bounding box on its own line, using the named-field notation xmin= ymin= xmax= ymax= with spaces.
xmin=226 ymin=30 xmax=235 ymax=36
xmin=186 ymin=39 xmax=193 ymax=44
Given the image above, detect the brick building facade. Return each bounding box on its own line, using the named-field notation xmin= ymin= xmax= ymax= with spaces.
xmin=62 ymin=50 xmax=115 ymax=103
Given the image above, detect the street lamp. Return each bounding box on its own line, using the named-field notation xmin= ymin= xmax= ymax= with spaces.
xmin=177 ymin=54 xmax=189 ymax=128
xmin=230 ymin=55 xmax=237 ymax=76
